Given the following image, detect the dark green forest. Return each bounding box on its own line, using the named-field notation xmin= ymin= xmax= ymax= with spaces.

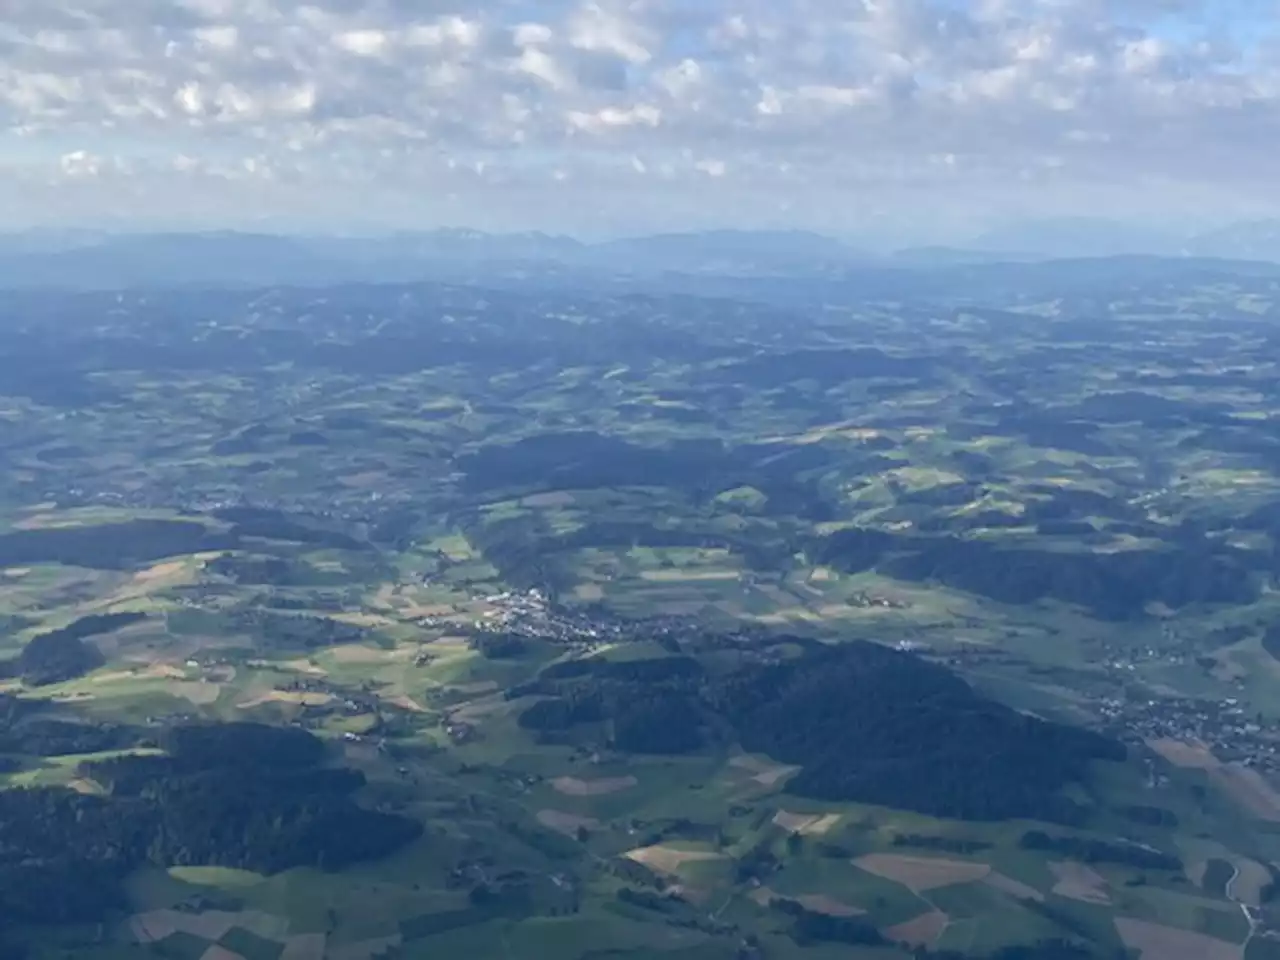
xmin=0 ymin=693 xmax=141 ymax=756
xmin=0 ymin=721 xmax=421 ymax=930
xmin=0 ymin=612 xmax=145 ymax=686
xmin=514 ymin=640 xmax=1124 ymax=821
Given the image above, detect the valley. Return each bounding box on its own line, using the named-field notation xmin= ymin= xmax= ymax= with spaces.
xmin=6 ymin=257 xmax=1280 ymax=959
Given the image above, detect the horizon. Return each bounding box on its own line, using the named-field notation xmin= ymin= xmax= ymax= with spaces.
xmin=3 ymin=217 xmax=1280 ymax=261
xmin=3 ymin=1 xmax=1280 ymax=240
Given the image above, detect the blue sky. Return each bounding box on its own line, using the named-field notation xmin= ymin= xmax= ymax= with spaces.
xmin=1 ymin=0 xmax=1278 ymax=240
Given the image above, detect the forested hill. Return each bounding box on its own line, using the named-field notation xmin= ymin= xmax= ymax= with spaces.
xmin=722 ymin=642 xmax=1125 ymax=819
xmin=517 ymin=639 xmax=1126 ymax=822
xmin=0 ymin=721 xmax=422 ymax=930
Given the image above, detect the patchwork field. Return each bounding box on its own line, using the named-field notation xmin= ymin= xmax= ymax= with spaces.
xmin=8 ymin=263 xmax=1280 ymax=960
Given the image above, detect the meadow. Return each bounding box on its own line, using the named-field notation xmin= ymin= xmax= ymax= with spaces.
xmin=6 ymin=264 xmax=1280 ymax=958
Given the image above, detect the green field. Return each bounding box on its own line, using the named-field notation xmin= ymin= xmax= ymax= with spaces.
xmin=7 ymin=264 xmax=1280 ymax=958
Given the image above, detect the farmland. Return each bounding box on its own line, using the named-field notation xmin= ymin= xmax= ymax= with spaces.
xmin=6 ymin=255 xmax=1280 ymax=958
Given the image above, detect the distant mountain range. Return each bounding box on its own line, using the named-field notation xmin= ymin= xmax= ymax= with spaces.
xmin=0 ymin=228 xmax=873 ymax=289
xmin=1 ymin=219 xmax=1279 ymax=290
xmin=957 ymin=216 xmax=1280 ymax=262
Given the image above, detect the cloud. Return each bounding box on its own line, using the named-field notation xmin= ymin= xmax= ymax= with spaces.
xmin=0 ymin=0 xmax=1278 ymax=234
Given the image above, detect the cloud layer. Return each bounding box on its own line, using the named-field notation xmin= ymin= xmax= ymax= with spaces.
xmin=2 ymin=0 xmax=1279 ymax=235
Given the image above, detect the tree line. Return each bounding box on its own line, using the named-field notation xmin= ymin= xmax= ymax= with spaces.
xmin=0 ymin=612 xmax=143 ymax=686
xmin=512 ymin=640 xmax=1125 ymax=822
xmin=0 ymin=721 xmax=421 ymax=930
xmin=811 ymin=526 xmax=1259 ymax=620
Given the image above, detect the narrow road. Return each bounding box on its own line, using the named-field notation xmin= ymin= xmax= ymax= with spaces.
xmin=1225 ymin=862 xmax=1258 ymax=955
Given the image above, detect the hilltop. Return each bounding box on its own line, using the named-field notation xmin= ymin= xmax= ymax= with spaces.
xmin=5 ymin=258 xmax=1280 ymax=958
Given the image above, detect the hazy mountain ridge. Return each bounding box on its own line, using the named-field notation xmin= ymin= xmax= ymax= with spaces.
xmin=2 ymin=221 xmax=1280 ymax=290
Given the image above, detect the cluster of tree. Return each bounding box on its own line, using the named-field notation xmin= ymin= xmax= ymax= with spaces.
xmin=457 ymin=427 xmax=842 ymax=525
xmin=515 ymin=654 xmax=707 ymax=754
xmin=469 ymin=510 xmax=802 ymax=602
xmin=0 ymin=612 xmax=146 ymax=687
xmin=735 ymin=837 xmax=781 ymax=884
xmin=1118 ymin=804 xmax=1178 ymax=828
xmin=812 ymin=527 xmax=1259 ymax=619
xmin=368 ymin=506 xmax=422 ymax=551
xmin=541 ymin=655 xmax=705 ymax=685
xmin=468 ymin=631 xmax=529 ymax=659
xmin=467 ymin=877 xmax=533 ymax=911
xmin=522 ymin=688 xmax=701 ymax=755
xmin=1262 ymin=623 xmax=1280 ymax=663
xmin=553 ymin=521 xmax=799 ymax=573
xmin=615 ymin=887 xmax=682 ymax=913
xmin=456 ymin=431 xmax=816 ymax=498
xmin=1258 ymin=861 xmax=1280 ymax=904
xmin=514 ymin=641 xmax=1123 ymax=822
xmin=518 ymin=690 xmax=606 ymax=731
xmin=718 ymin=347 xmax=934 ymax=389
xmin=457 ymin=431 xmax=732 ymax=494
xmin=1033 ymin=520 xmax=1101 ymax=537
xmin=464 ymin=514 xmax=577 ymax=600
xmin=0 ymin=629 xmax=103 ymax=686
xmin=0 ymin=693 xmax=36 ymax=728
xmin=772 ymin=897 xmax=886 ymax=947
xmin=205 ymin=553 xmax=343 ymax=587
xmin=611 ymin=693 xmax=704 ymax=754
xmin=500 ymin=817 xmax=578 ymax=862
xmin=891 ymin=834 xmax=993 ymax=855
xmin=211 ymin=506 xmax=368 ymax=551
xmin=0 ymin=612 xmax=141 ymax=686
xmin=0 ymin=344 xmax=116 ymax=408
xmin=287 ymin=429 xmax=330 ymax=446
xmin=228 ymin=609 xmax=367 ymax=651
xmin=0 ymin=614 xmax=36 ymax=634
xmin=1059 ymin=390 xmax=1237 ymax=428
xmin=260 ymin=591 xmax=348 ymax=612
xmin=0 ymin=519 xmax=234 ymax=569
xmin=35 ymin=612 xmax=146 ymax=643
xmin=628 ymin=817 xmax=721 ymax=848
xmin=608 ymin=855 xmax=667 ymax=890
xmin=0 ymin=721 xmax=421 ymax=930
xmin=0 ymin=714 xmax=142 ymax=757
xmin=713 ymin=641 xmax=1124 ymax=821
xmin=1018 ymin=831 xmax=1182 ymax=871
xmin=0 ymin=508 xmax=374 ymax=581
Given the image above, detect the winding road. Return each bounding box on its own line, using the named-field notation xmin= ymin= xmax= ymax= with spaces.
xmin=1226 ymin=862 xmax=1258 ymax=956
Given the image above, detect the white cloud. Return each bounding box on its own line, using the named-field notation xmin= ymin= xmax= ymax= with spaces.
xmin=59 ymin=149 xmax=106 ymax=177
xmin=0 ymin=0 xmax=1278 ymax=233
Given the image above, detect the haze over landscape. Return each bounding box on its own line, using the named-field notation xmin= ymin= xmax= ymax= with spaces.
xmin=13 ymin=4 xmax=1280 ymax=960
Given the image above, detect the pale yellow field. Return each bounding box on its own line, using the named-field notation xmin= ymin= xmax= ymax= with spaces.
xmin=728 ymin=754 xmax=799 ymax=786
xmin=623 ymin=845 xmax=727 ymax=875
xmin=1113 ymin=917 xmax=1241 ymax=960
xmin=884 ymin=910 xmax=949 ymax=949
xmin=1048 ymin=861 xmax=1110 ymax=904
xmin=983 ymin=872 xmax=1045 ymax=902
xmin=280 ymin=934 xmax=327 ymax=960
xmin=854 ymin=853 xmax=991 ymax=893
xmin=751 ymin=888 xmax=864 ymax=916
xmin=237 ymin=690 xmax=335 ymax=709
xmin=772 ymin=810 xmax=840 ymax=835
xmin=550 ymin=775 xmax=637 ymax=796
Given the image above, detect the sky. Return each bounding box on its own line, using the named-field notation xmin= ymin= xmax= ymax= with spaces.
xmin=2 ymin=0 xmax=1280 ymax=240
